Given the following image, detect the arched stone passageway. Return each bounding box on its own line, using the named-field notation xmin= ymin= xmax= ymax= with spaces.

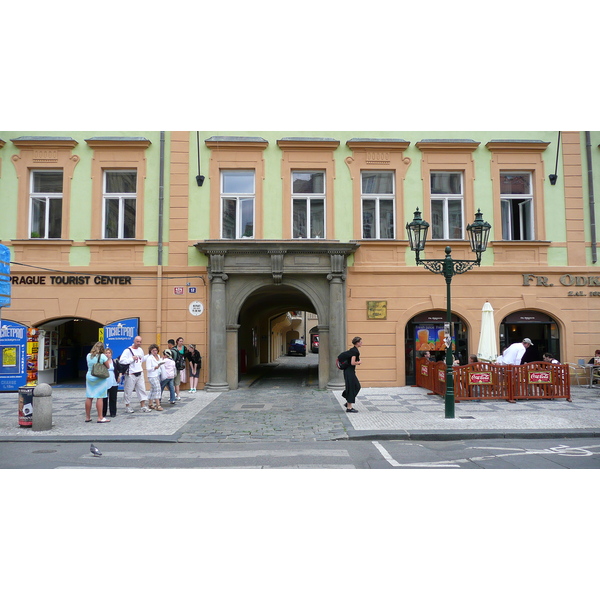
xmin=195 ymin=241 xmax=359 ymax=392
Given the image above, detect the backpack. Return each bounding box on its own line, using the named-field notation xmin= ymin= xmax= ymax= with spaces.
xmin=336 ymin=350 xmax=352 ymax=370
xmin=174 ymin=350 xmax=185 ymax=371
xmin=115 ymin=347 xmax=134 ymax=376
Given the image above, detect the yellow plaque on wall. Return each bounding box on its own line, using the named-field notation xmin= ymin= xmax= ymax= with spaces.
xmin=367 ymin=301 xmax=387 ymax=320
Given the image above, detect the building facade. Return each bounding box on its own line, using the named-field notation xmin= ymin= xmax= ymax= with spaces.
xmin=1 ymin=131 xmax=599 ymax=392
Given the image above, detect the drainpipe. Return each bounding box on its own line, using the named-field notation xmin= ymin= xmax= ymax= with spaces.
xmin=586 ymin=132 xmax=597 ymax=263
xmin=156 ymin=132 xmax=166 ymax=345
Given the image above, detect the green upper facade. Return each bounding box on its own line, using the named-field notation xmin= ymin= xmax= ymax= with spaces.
xmin=1 ymin=130 xmax=599 ymax=268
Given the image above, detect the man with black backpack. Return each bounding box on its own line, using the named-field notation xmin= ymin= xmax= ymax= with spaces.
xmin=171 ymin=337 xmax=187 ymax=401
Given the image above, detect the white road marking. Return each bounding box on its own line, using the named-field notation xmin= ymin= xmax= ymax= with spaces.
xmin=372 ymin=441 xmax=461 ymax=468
xmin=80 ymin=449 xmax=350 ymax=460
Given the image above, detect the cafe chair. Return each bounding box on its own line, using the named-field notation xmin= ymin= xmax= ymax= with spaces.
xmin=567 ymin=362 xmax=586 ymax=386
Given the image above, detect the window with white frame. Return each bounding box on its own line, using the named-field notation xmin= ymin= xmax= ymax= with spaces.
xmin=361 ymin=171 xmax=395 ymax=239
xmin=221 ymin=170 xmax=255 ymax=239
xmin=29 ymin=171 xmax=63 ymax=238
xmin=103 ymin=170 xmax=137 ymax=239
xmin=292 ymin=171 xmax=325 ymax=239
xmin=430 ymin=171 xmax=464 ymax=240
xmin=500 ymin=171 xmax=534 ymax=240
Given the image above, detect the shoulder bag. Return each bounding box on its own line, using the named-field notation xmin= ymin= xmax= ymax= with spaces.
xmin=92 ymin=354 xmax=109 ymax=378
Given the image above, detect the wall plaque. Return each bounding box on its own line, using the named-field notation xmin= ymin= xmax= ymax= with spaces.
xmin=367 ymin=300 xmax=387 ymax=320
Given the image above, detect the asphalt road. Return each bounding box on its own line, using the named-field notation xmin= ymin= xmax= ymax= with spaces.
xmin=3 ymin=437 xmax=600 ymax=468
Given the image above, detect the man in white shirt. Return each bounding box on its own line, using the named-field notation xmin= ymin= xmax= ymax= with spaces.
xmin=499 ymin=338 xmax=533 ymax=366
xmin=119 ymin=336 xmax=150 ymax=413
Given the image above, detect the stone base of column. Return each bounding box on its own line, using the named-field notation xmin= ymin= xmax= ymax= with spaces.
xmin=327 ymin=382 xmax=345 ymax=390
xmin=205 ymin=382 xmax=230 ymax=393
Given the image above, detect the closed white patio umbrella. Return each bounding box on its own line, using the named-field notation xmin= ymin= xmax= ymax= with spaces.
xmin=477 ymin=301 xmax=498 ymax=362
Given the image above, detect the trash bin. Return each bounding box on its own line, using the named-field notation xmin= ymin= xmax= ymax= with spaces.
xmin=18 ymin=386 xmax=35 ymax=428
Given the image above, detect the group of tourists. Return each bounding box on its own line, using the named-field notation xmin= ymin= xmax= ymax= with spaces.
xmin=84 ymin=335 xmax=202 ymax=423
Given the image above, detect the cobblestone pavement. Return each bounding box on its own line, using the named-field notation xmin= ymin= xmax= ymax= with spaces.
xmin=1 ymin=354 xmax=600 ymax=442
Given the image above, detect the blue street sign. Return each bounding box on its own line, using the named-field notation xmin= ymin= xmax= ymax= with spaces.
xmin=0 ymin=244 xmax=11 ymax=308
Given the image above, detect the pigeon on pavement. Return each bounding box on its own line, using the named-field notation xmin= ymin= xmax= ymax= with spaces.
xmin=90 ymin=443 xmax=102 ymax=457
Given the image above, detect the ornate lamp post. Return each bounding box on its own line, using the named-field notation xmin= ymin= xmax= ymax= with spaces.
xmin=406 ymin=208 xmax=491 ymax=418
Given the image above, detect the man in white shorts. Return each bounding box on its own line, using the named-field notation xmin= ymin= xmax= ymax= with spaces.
xmin=119 ymin=336 xmax=151 ymax=413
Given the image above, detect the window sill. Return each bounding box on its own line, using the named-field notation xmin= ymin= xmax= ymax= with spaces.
xmin=11 ymin=238 xmax=74 ymax=244
xmin=85 ymin=239 xmax=148 ymax=245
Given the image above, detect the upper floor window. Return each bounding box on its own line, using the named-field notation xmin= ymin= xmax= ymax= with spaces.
xmin=430 ymin=171 xmax=463 ymax=240
xmin=103 ymin=170 xmax=137 ymax=239
xmin=361 ymin=171 xmax=395 ymax=239
xmin=30 ymin=170 xmax=63 ymax=238
xmin=500 ymin=171 xmax=534 ymax=240
xmin=292 ymin=170 xmax=325 ymax=239
xmin=221 ymin=170 xmax=255 ymax=239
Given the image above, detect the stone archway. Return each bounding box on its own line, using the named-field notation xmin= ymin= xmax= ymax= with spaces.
xmin=195 ymin=241 xmax=359 ymax=391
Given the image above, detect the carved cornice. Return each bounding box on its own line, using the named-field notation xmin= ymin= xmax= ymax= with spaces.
xmin=277 ymin=138 xmax=340 ymax=151
xmin=346 ymin=138 xmax=410 ymax=151
xmin=205 ymin=137 xmax=269 ymax=150
xmin=11 ymin=137 xmax=78 ymax=149
xmin=416 ymin=140 xmax=480 ymax=152
xmin=485 ymin=140 xmax=550 ymax=152
xmin=195 ymin=240 xmax=359 ymax=256
xmin=85 ymin=137 xmax=151 ymax=149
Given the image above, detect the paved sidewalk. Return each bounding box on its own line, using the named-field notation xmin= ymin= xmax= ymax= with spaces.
xmin=1 ymin=378 xmax=599 ymax=442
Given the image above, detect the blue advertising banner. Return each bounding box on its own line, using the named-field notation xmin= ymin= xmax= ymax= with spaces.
xmin=102 ymin=318 xmax=139 ymax=360
xmin=0 ymin=320 xmax=28 ymax=391
xmin=0 ymin=244 xmax=11 ymax=308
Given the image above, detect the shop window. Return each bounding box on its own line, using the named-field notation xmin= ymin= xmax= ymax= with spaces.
xmin=500 ymin=171 xmax=534 ymax=240
xmin=361 ymin=171 xmax=395 ymax=239
xmin=103 ymin=170 xmax=137 ymax=239
xmin=29 ymin=170 xmax=63 ymax=238
xmin=292 ymin=170 xmax=325 ymax=238
xmin=430 ymin=171 xmax=463 ymax=240
xmin=221 ymin=170 xmax=255 ymax=239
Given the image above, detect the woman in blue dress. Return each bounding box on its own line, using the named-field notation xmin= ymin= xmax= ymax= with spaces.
xmin=86 ymin=341 xmax=110 ymax=423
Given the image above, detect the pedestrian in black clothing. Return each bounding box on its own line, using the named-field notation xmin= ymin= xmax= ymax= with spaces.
xmin=341 ymin=336 xmax=363 ymax=413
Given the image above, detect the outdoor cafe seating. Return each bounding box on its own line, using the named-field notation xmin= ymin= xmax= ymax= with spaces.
xmin=415 ymin=357 xmax=571 ymax=402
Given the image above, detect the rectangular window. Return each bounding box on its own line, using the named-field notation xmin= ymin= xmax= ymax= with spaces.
xmin=292 ymin=171 xmax=325 ymax=238
xmin=500 ymin=172 xmax=534 ymax=240
xmin=103 ymin=170 xmax=137 ymax=239
xmin=29 ymin=171 xmax=63 ymax=238
xmin=221 ymin=170 xmax=255 ymax=239
xmin=430 ymin=172 xmax=464 ymax=240
xmin=361 ymin=171 xmax=395 ymax=239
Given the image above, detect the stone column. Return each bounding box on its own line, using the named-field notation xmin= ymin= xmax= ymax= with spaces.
xmin=205 ymin=252 xmax=230 ymax=392
xmin=226 ymin=324 xmax=240 ymax=390
xmin=317 ymin=325 xmax=329 ymax=389
xmin=327 ymin=251 xmax=346 ymax=389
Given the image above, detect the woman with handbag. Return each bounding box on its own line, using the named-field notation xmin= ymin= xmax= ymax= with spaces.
xmin=85 ymin=341 xmax=110 ymax=423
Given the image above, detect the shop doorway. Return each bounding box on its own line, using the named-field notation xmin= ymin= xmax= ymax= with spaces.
xmin=405 ymin=311 xmax=468 ymax=385
xmin=500 ymin=310 xmax=559 ymax=362
xmin=34 ymin=317 xmax=103 ymax=385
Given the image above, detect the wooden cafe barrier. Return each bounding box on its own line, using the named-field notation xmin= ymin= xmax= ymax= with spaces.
xmin=416 ymin=358 xmax=571 ymax=402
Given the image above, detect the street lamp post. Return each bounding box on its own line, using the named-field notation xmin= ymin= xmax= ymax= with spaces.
xmin=406 ymin=208 xmax=491 ymax=418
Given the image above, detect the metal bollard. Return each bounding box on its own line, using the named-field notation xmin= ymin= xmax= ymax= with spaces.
xmin=32 ymin=383 xmax=53 ymax=431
